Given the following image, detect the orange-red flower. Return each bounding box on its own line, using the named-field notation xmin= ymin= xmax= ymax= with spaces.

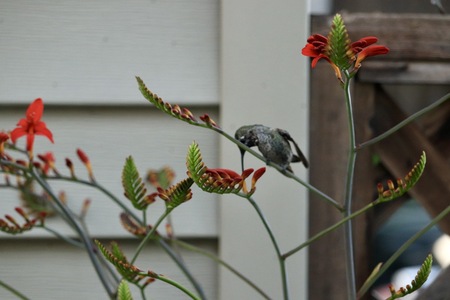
xmin=301 ymin=14 xmax=389 ymax=80
xmin=37 ymin=152 xmax=56 ymax=175
xmin=10 ymin=98 xmax=54 ymax=154
xmin=0 ymin=132 xmax=9 ymax=157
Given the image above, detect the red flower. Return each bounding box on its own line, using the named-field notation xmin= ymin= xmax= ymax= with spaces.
xmin=37 ymin=152 xmax=56 ymax=175
xmin=10 ymin=98 xmax=54 ymax=154
xmin=301 ymin=34 xmax=343 ymax=81
xmin=0 ymin=132 xmax=9 ymax=157
xmin=353 ymin=45 xmax=389 ymax=69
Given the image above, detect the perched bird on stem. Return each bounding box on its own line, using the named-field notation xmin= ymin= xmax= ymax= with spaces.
xmin=235 ymin=124 xmax=309 ymax=173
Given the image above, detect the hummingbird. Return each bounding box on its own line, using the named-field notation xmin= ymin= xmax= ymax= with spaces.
xmin=235 ymin=124 xmax=309 ymax=173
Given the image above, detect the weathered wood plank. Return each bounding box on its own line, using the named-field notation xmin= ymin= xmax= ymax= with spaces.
xmin=312 ymin=14 xmax=450 ymax=61
xmin=358 ymin=62 xmax=450 ymax=85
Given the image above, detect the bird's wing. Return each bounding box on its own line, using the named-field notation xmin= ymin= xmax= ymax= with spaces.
xmin=276 ymin=129 xmax=309 ymax=168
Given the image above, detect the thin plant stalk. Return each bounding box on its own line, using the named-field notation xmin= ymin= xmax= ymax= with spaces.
xmin=0 ymin=280 xmax=30 ymax=300
xmin=358 ymin=92 xmax=450 ymax=150
xmin=130 ymin=208 xmax=172 ymax=264
xmin=30 ymin=168 xmax=118 ymax=298
xmin=358 ymin=205 xmax=450 ymax=298
xmin=174 ymin=239 xmax=272 ymax=300
xmin=144 ymin=272 xmax=201 ymax=300
xmin=342 ymin=70 xmax=357 ymax=299
xmin=245 ymin=196 xmax=289 ymax=300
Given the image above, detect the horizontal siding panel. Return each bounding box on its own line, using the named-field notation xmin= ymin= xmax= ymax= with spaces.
xmin=0 ymin=239 xmax=218 ymax=299
xmin=0 ymin=0 xmax=219 ymax=105
xmin=0 ymin=106 xmax=220 ymax=238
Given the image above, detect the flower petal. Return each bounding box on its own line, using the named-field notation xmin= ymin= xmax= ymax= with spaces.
xmin=26 ymin=98 xmax=44 ymax=122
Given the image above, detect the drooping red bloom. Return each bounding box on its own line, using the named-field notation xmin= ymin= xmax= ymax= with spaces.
xmin=301 ymin=34 xmax=344 ymax=81
xmin=353 ymin=45 xmax=390 ymax=69
xmin=301 ymin=34 xmax=334 ymax=68
xmin=301 ymin=14 xmax=389 ymax=80
xmin=37 ymin=152 xmax=56 ymax=175
xmin=0 ymin=132 xmax=9 ymax=156
xmin=10 ymin=98 xmax=54 ymax=153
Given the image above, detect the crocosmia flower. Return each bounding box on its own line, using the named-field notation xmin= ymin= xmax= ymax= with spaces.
xmin=302 ymin=14 xmax=389 ymax=81
xmin=10 ymin=98 xmax=54 ymax=155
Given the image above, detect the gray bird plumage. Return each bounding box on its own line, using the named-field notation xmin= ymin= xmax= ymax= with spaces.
xmin=235 ymin=124 xmax=309 ymax=173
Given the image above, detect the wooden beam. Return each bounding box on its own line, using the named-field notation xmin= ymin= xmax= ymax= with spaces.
xmin=358 ymin=62 xmax=450 ymax=85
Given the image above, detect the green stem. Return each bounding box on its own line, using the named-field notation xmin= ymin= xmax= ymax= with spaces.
xmin=357 ymin=92 xmax=450 ymax=150
xmin=357 ymin=205 xmax=450 ymax=298
xmin=282 ymin=201 xmax=377 ymax=259
xmin=0 ymin=280 xmax=30 ymax=300
xmin=245 ymin=196 xmax=289 ymax=300
xmin=343 ymin=71 xmax=357 ymax=300
xmin=30 ymin=169 xmax=118 ymax=298
xmin=146 ymin=272 xmax=200 ymax=300
xmin=174 ymin=239 xmax=272 ymax=299
xmin=157 ymin=239 xmax=207 ymax=300
xmin=45 ymin=174 xmax=207 ymax=299
xmin=131 ymin=208 xmax=172 ymax=265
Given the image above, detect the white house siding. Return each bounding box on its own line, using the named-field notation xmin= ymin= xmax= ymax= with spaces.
xmin=0 ymin=0 xmax=220 ymax=299
xmin=0 ymin=0 xmax=309 ymax=299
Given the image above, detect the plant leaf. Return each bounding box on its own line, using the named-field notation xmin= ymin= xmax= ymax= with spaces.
xmin=136 ymin=77 xmax=198 ymax=125
xmin=186 ymin=142 xmax=207 ymax=183
xmin=122 ymin=156 xmax=149 ymax=210
xmin=95 ymin=240 xmax=143 ymax=284
xmin=377 ymin=151 xmax=426 ymax=203
xmin=159 ymin=178 xmax=194 ymax=210
xmin=387 ymin=254 xmax=433 ymax=299
xmin=117 ymin=280 xmax=133 ymax=300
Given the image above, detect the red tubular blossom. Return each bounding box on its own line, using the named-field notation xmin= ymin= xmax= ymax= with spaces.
xmin=37 ymin=152 xmax=56 ymax=175
xmin=76 ymin=148 xmax=90 ymax=164
xmin=0 ymin=132 xmax=9 ymax=156
xmin=354 ymin=45 xmax=389 ymax=68
xmin=10 ymin=98 xmax=54 ymax=156
xmin=76 ymin=148 xmax=94 ymax=180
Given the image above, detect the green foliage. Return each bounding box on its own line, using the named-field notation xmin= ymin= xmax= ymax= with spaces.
xmin=387 ymin=254 xmax=433 ymax=299
xmin=377 ymin=151 xmax=426 ymax=203
xmin=136 ymin=77 xmax=197 ymax=125
xmin=327 ymin=14 xmax=352 ymax=70
xmin=122 ymin=156 xmax=149 ymax=210
xmin=0 ymin=208 xmax=45 ymax=235
xmin=186 ymin=142 xmax=207 ymax=184
xmin=117 ymin=280 xmax=133 ymax=300
xmin=95 ymin=240 xmax=155 ymax=290
xmin=95 ymin=240 xmax=143 ymax=284
xmin=159 ymin=178 xmax=194 ymax=210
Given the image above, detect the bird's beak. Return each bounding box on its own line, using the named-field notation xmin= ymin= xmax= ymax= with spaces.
xmin=239 ymin=147 xmax=246 ymax=173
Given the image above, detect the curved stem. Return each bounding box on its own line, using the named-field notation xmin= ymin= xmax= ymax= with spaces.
xmin=246 ymin=196 xmax=289 ymax=300
xmin=0 ymin=280 xmax=30 ymax=300
xmin=30 ymin=169 xmax=118 ymax=298
xmin=146 ymin=272 xmax=200 ymax=300
xmin=358 ymin=92 xmax=450 ymax=150
xmin=343 ymin=71 xmax=357 ymax=300
xmin=357 ymin=205 xmax=450 ymax=298
xmin=131 ymin=208 xmax=172 ymax=265
xmin=157 ymin=239 xmax=207 ymax=300
xmin=282 ymin=201 xmax=377 ymax=259
xmin=174 ymin=239 xmax=272 ymax=300
xmin=43 ymin=174 xmax=206 ymax=299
